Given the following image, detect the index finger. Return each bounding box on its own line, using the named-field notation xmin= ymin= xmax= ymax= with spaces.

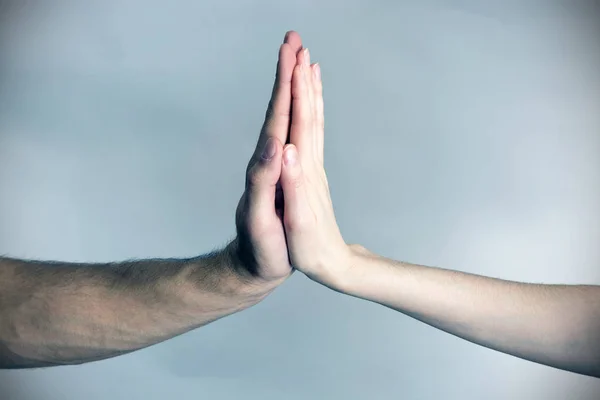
xmin=251 ymin=32 xmax=303 ymax=166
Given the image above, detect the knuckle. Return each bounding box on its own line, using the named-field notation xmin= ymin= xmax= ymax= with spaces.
xmin=283 ymin=166 xmax=303 ymax=189
xmin=264 ymin=105 xmax=289 ymax=126
xmin=291 ymin=175 xmax=304 ymax=189
xmin=285 ymin=174 xmax=303 ymax=190
xmin=246 ymin=165 xmax=263 ymax=188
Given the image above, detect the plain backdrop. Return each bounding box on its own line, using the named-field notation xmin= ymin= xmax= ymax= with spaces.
xmin=0 ymin=1 xmax=599 ymax=399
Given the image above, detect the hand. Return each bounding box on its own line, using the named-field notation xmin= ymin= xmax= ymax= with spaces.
xmin=278 ymin=48 xmax=354 ymax=289
xmin=228 ymin=31 xmax=303 ymax=285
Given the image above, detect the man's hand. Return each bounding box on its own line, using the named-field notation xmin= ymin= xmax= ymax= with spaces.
xmin=277 ymin=48 xmax=354 ymax=289
xmin=229 ymin=31 xmax=303 ymax=285
xmin=0 ymin=32 xmax=306 ymax=368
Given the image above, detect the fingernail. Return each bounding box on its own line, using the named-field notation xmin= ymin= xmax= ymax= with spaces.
xmin=283 ymin=31 xmax=291 ymax=43
xmin=262 ymin=138 xmax=276 ymax=160
xmin=314 ymin=63 xmax=321 ymax=81
xmin=304 ymin=48 xmax=310 ymax=66
xmin=284 ymin=146 xmax=297 ymax=165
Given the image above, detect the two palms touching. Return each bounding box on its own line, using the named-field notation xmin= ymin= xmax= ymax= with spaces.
xmin=234 ymin=31 xmax=350 ymax=288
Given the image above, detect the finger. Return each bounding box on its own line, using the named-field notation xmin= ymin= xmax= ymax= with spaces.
xmin=300 ymin=48 xmax=316 ymax=124
xmin=258 ymin=30 xmax=302 ymax=148
xmin=258 ymin=43 xmax=297 ymax=153
xmin=280 ymin=144 xmax=314 ymax=234
xmin=246 ymin=137 xmax=285 ymax=233
xmin=290 ymin=50 xmax=313 ymax=163
xmin=283 ymin=30 xmax=303 ymax=53
xmin=312 ymin=63 xmax=324 ymax=162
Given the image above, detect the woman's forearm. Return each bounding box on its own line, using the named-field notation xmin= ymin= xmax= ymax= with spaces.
xmin=0 ymin=244 xmax=277 ymax=368
xmin=337 ymin=245 xmax=600 ymax=378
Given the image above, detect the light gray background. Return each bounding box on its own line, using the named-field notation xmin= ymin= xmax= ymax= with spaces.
xmin=1 ymin=0 xmax=599 ymax=399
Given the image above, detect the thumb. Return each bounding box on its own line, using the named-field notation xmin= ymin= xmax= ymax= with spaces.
xmin=245 ymin=137 xmax=284 ymax=226
xmin=280 ymin=144 xmax=312 ymax=233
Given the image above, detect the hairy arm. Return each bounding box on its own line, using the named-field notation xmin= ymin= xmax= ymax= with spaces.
xmin=337 ymin=246 xmax=600 ymax=378
xmin=0 ymin=29 xmax=305 ymax=370
xmin=0 ymin=240 xmax=276 ymax=369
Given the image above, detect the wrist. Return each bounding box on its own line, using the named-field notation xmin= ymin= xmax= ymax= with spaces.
xmin=299 ymin=243 xmax=365 ymax=294
xmin=221 ymin=239 xmax=285 ymax=299
xmin=326 ymin=243 xmax=373 ymax=295
xmin=172 ymin=245 xmax=278 ymax=317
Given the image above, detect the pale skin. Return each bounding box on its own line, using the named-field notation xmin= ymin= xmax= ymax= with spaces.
xmin=0 ymin=31 xmax=303 ymax=368
xmin=281 ymin=44 xmax=600 ymax=379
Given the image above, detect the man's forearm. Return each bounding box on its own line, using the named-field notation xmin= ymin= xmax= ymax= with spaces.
xmin=0 ymin=241 xmax=277 ymax=368
xmin=337 ymin=245 xmax=600 ymax=378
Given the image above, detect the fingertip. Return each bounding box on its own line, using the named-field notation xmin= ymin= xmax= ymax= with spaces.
xmin=296 ymin=49 xmax=312 ymax=86
xmin=312 ymin=63 xmax=321 ymax=82
xmin=258 ymin=137 xmax=282 ymax=170
xmin=283 ymin=30 xmax=303 ymax=52
xmin=283 ymin=144 xmax=298 ymax=167
xmin=278 ymin=43 xmax=296 ymax=82
xmin=272 ymin=136 xmax=284 ymax=159
xmin=267 ymin=136 xmax=285 ymax=160
xmin=296 ymin=47 xmax=307 ymax=66
xmin=279 ymin=42 xmax=295 ymax=58
xmin=283 ymin=30 xmax=292 ymax=43
xmin=283 ymin=143 xmax=295 ymax=152
xmin=247 ymin=138 xmax=284 ymax=196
